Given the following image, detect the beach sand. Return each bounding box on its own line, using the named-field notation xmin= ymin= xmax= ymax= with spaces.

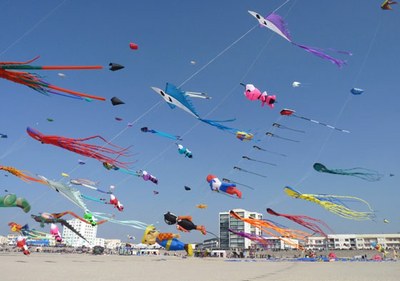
xmin=1 ymin=253 xmax=399 ymax=281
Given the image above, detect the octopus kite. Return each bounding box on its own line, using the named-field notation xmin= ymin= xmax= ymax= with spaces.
xmin=284 ymin=186 xmax=375 ymax=220
xmin=229 ymin=228 xmax=271 ymax=249
xmin=0 ymin=56 xmax=105 ymax=101
xmin=27 ymin=127 xmax=132 ymax=168
xmin=313 ymin=163 xmax=383 ymax=182
xmin=230 ymin=210 xmax=307 ymax=249
xmin=266 ymin=208 xmax=333 ymax=237
xmin=0 ymin=165 xmax=46 ymax=184
xmin=1 ymin=194 xmax=31 ymax=213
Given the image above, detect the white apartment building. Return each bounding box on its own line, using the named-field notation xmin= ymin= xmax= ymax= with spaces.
xmin=219 ymin=209 xmax=263 ymax=250
xmin=62 ymin=218 xmax=97 ymax=247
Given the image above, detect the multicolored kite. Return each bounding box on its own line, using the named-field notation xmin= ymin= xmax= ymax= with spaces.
xmin=0 ymin=56 xmax=104 ymax=100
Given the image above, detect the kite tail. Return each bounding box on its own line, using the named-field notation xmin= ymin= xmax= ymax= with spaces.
xmin=292 ymin=43 xmax=347 ymax=68
xmin=199 ymin=118 xmax=237 ymax=133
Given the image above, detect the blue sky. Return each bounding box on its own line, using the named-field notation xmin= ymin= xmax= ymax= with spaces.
xmin=1 ymin=0 xmax=399 ymax=243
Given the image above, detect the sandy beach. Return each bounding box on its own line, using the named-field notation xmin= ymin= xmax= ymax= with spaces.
xmin=1 ymin=253 xmax=399 ymax=281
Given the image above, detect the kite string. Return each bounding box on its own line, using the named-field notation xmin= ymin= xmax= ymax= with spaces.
xmin=0 ymin=0 xmax=67 ymax=57
xmin=295 ymin=14 xmax=383 ymax=187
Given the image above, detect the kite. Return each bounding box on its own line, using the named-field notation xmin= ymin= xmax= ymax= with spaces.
xmin=27 ymin=127 xmax=132 ymax=168
xmin=351 ymin=88 xmax=364 ymax=95
xmin=272 ymin=123 xmax=305 ymax=133
xmin=50 ymin=224 xmax=62 ymax=242
xmin=111 ymin=96 xmax=125 ymax=106
xmin=136 ymin=170 xmax=158 ymax=184
xmin=61 ymin=172 xmax=70 ymax=178
xmin=253 ymin=145 xmax=287 ymax=157
xmin=0 ymin=56 xmax=105 ymax=100
xmin=0 ymin=165 xmax=47 ymax=184
xmin=109 ymin=63 xmax=124 ymax=71
xmin=8 ymin=222 xmax=51 ymax=239
xmin=31 ymin=213 xmax=89 ymax=242
xmin=206 ymin=174 xmax=242 ymax=199
xmin=129 ymin=42 xmax=139 ymax=50
xmin=184 ymin=186 xmax=191 ymax=191
xmin=266 ymin=132 xmax=300 ymax=143
xmin=153 ymin=190 xmax=159 ymax=195
xmin=280 ymin=108 xmax=350 ymax=133
xmin=1 ymin=194 xmax=31 ymax=213
xmin=90 ymin=211 xmax=147 ymax=229
xmin=47 ymin=211 xmax=109 ymax=226
xmin=141 ymin=225 xmax=194 ymax=256
xmin=177 ymin=144 xmax=193 ymax=158
xmin=241 ymin=156 xmax=276 ymax=167
xmin=383 ymin=219 xmax=390 ymax=223
xmin=292 ymin=81 xmax=301 ymax=88
xmin=78 ymin=159 xmax=86 ymax=165
xmin=115 ymin=117 xmax=123 ymax=121
xmin=284 ymin=186 xmax=375 ymax=220
xmin=190 ymin=60 xmax=196 ymax=65
xmin=196 ymin=204 xmax=207 ymax=209
xmin=16 ymin=236 xmax=30 ymax=255
xmin=228 ymin=228 xmax=271 ymax=249
xmin=236 ymin=131 xmax=254 ymax=141
xmin=163 ymin=212 xmax=207 ymax=235
xmin=240 ymin=83 xmax=276 ymax=108
xmin=141 ymin=127 xmax=182 ymax=141
xmin=127 ymin=235 xmax=135 ymax=240
xmin=233 ymin=166 xmax=267 ymax=178
xmin=46 ymin=118 xmax=54 ymax=122
xmin=0 ymin=133 xmax=7 ymax=138
xmin=70 ymin=179 xmax=111 ymax=194
xmin=313 ymin=163 xmax=383 ymax=182
xmin=248 ymin=11 xmax=349 ymax=68
xmin=151 ymin=83 xmax=241 ymax=134
xmin=229 ymin=210 xmax=307 ymax=249
xmin=102 ymin=162 xmax=137 ymax=177
xmin=57 ymin=73 xmax=66 ymax=78
xmin=109 ymin=194 xmax=124 ymax=211
xmin=266 ymin=208 xmax=333 ymax=237
xmin=381 ymin=0 xmax=397 ymax=10
xmin=222 ymin=178 xmax=255 ymax=190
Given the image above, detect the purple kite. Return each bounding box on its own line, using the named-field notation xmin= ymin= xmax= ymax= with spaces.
xmin=248 ymin=11 xmax=350 ymax=68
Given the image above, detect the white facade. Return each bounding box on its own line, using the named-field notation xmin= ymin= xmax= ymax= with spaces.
xmin=104 ymin=239 xmax=122 ymax=249
xmin=62 ymin=219 xmax=97 ymax=247
xmin=306 ymin=234 xmax=400 ymax=250
xmin=219 ymin=209 xmax=263 ymax=249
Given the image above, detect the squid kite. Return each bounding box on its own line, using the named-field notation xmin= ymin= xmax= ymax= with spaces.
xmin=31 ymin=213 xmax=89 ymax=242
xmin=266 ymin=208 xmax=333 ymax=237
xmin=284 ymin=186 xmax=375 ymax=220
xmin=229 ymin=228 xmax=271 ymax=249
xmin=0 ymin=165 xmax=46 ymax=184
xmin=92 ymin=211 xmax=148 ymax=229
xmin=253 ymin=145 xmax=287 ymax=157
xmin=230 ymin=210 xmax=307 ymax=249
xmin=248 ymin=11 xmax=349 ymax=67
xmin=1 ymin=194 xmax=31 ymax=213
xmin=242 ymin=156 xmax=276 ymax=166
xmin=141 ymin=127 xmax=182 ymax=141
xmin=266 ymin=132 xmax=299 ymax=143
xmin=313 ymin=163 xmax=383 ymax=182
xmin=151 ymin=83 xmax=241 ymax=134
xmin=272 ymin=123 xmax=305 ymax=133
xmin=44 ymin=211 xmax=108 ymax=226
xmin=240 ymin=83 xmax=276 ymax=108
xmin=0 ymin=56 xmax=105 ymax=100
xmin=9 ymin=222 xmax=52 ymax=239
xmin=27 ymin=127 xmax=132 ymax=169
xmin=233 ymin=166 xmax=267 ymax=178
xmin=381 ymin=0 xmax=397 ymax=10
xmin=280 ymin=109 xmax=350 ymax=133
